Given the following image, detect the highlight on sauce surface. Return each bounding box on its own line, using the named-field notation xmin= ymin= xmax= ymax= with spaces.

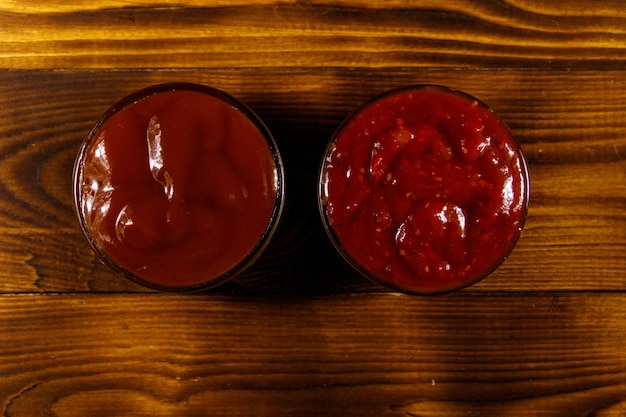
xmin=319 ymin=85 xmax=529 ymax=294
xmin=74 ymin=83 xmax=284 ymax=291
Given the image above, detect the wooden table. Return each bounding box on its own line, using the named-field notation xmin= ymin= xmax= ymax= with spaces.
xmin=1 ymin=1 xmax=625 ymax=415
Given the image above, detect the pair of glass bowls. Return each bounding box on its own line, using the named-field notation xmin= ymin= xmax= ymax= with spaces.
xmin=73 ymin=82 xmax=530 ymax=295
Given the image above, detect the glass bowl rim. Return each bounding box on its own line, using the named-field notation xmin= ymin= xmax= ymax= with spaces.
xmin=73 ymin=82 xmax=286 ymax=292
xmin=317 ymin=83 xmax=530 ymax=295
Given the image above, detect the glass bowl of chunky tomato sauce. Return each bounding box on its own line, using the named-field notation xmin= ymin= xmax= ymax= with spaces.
xmin=319 ymin=85 xmax=529 ymax=295
xmin=74 ymin=83 xmax=285 ymax=292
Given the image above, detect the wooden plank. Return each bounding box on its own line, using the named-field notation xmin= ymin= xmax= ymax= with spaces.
xmin=1 ymin=293 xmax=626 ymax=416
xmin=1 ymin=1 xmax=625 ymax=69
xmin=3 ymin=0 xmax=626 ymax=15
xmin=0 ymin=68 xmax=624 ymax=293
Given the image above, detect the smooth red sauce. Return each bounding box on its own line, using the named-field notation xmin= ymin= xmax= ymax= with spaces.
xmin=76 ymin=86 xmax=281 ymax=289
xmin=320 ymin=86 xmax=529 ymax=294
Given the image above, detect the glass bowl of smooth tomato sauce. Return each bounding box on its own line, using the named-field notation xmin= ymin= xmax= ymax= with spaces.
xmin=318 ymin=85 xmax=529 ymax=295
xmin=74 ymin=83 xmax=285 ymax=292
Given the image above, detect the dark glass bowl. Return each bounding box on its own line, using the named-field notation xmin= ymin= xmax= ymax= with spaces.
xmin=73 ymin=83 xmax=285 ymax=292
xmin=318 ymin=85 xmax=529 ymax=295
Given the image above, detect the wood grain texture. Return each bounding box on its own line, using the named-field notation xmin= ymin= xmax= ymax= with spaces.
xmin=0 ymin=68 xmax=624 ymax=293
xmin=1 ymin=1 xmax=626 ymax=415
xmin=1 ymin=1 xmax=626 ymax=69
xmin=2 ymin=293 xmax=626 ymax=416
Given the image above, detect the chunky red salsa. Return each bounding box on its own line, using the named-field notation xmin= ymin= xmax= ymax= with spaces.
xmin=319 ymin=85 xmax=529 ymax=294
xmin=75 ymin=84 xmax=283 ymax=290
